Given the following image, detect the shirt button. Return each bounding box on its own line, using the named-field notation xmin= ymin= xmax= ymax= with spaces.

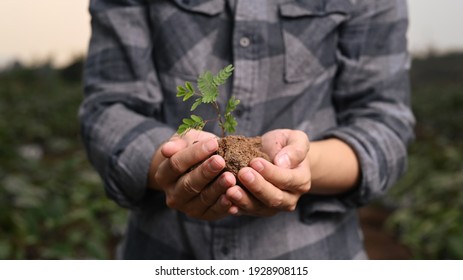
xmin=239 ymin=37 xmax=250 ymax=48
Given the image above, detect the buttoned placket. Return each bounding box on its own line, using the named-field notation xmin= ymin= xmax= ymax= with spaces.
xmin=210 ymin=0 xmax=271 ymax=259
xmin=230 ymin=0 xmax=269 ymax=135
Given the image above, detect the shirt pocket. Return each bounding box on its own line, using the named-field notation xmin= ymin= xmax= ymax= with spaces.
xmin=150 ymin=0 xmax=226 ymax=77
xmin=172 ymin=0 xmax=225 ymax=16
xmin=279 ymin=0 xmax=352 ymax=83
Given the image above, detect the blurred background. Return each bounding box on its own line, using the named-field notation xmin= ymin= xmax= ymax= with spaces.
xmin=1 ymin=0 xmax=462 ymax=259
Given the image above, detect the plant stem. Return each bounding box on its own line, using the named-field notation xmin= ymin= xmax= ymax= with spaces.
xmin=212 ymin=101 xmax=225 ymax=137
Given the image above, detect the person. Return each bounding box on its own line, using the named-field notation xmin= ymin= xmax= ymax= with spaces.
xmin=79 ymin=0 xmax=415 ymax=259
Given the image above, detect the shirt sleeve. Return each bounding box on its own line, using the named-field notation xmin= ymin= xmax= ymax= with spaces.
xmin=302 ymin=0 xmax=415 ymax=217
xmin=79 ymin=0 xmax=175 ymax=209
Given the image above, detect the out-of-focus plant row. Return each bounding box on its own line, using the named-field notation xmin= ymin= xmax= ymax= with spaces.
xmin=386 ymin=53 xmax=463 ymax=259
xmin=0 ymin=60 xmax=127 ymax=259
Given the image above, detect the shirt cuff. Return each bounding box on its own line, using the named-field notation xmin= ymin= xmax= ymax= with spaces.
xmin=106 ymin=124 xmax=175 ymax=208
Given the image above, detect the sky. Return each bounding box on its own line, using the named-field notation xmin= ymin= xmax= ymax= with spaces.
xmin=1 ymin=0 xmax=463 ymax=67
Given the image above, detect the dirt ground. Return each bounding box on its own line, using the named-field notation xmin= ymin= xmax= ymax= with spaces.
xmin=358 ymin=205 xmax=411 ymax=259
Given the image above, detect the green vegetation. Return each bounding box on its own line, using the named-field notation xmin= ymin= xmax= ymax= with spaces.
xmin=385 ymin=52 xmax=463 ymax=259
xmin=176 ymin=64 xmax=240 ymax=137
xmin=0 ymin=52 xmax=462 ymax=259
xmin=0 ymin=60 xmax=127 ymax=259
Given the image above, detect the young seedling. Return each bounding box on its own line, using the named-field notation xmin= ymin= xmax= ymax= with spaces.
xmin=175 ymin=64 xmax=240 ymax=138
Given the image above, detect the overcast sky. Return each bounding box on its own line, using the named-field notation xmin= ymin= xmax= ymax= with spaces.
xmin=1 ymin=0 xmax=463 ymax=67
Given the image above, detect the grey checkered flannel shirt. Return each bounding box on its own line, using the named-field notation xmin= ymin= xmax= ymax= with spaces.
xmin=80 ymin=0 xmax=415 ymax=259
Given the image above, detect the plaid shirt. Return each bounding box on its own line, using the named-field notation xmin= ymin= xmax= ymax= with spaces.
xmin=80 ymin=0 xmax=414 ymax=259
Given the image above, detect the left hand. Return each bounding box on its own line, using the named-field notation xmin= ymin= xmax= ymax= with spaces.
xmin=225 ymin=129 xmax=312 ymax=216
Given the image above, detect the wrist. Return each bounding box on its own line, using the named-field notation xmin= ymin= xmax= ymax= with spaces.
xmin=147 ymin=147 xmax=165 ymax=191
xmin=307 ymin=138 xmax=360 ymax=195
xmin=308 ymin=141 xmax=322 ymax=188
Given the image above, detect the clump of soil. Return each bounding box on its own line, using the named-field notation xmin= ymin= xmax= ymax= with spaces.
xmin=217 ymin=135 xmax=270 ymax=176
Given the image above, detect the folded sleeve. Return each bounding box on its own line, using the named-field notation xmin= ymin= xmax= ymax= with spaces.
xmin=304 ymin=0 xmax=415 ymax=216
xmin=79 ymin=0 xmax=175 ymax=209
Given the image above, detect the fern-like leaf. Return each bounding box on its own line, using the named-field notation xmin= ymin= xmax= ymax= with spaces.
xmin=176 ymin=85 xmax=187 ymax=97
xmin=190 ymin=98 xmax=202 ymax=111
xmin=197 ymin=71 xmax=218 ymax=103
xmin=176 ymin=81 xmax=195 ymax=101
xmin=177 ymin=124 xmax=189 ymax=135
xmin=213 ymin=64 xmax=234 ymax=86
xmin=177 ymin=115 xmax=205 ymax=135
xmin=223 ymin=113 xmax=238 ymax=134
xmin=225 ymin=96 xmax=240 ymax=115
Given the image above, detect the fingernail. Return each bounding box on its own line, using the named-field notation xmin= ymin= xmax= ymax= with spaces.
xmin=276 ymin=153 xmax=291 ymax=168
xmin=230 ymin=189 xmax=242 ymax=201
xmin=228 ymin=206 xmax=239 ymax=215
xmin=251 ymin=160 xmax=264 ymax=172
xmin=163 ymin=141 xmax=175 ymax=150
xmin=219 ymin=175 xmax=231 ymax=188
xmin=241 ymin=170 xmax=255 ymax=183
xmin=229 ymin=206 xmax=239 ymax=215
xmin=203 ymin=139 xmax=217 ymax=153
xmin=208 ymin=158 xmax=222 ymax=172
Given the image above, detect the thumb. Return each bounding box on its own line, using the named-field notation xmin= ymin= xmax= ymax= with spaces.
xmin=274 ymin=151 xmax=292 ymax=169
xmin=161 ymin=138 xmax=187 ymax=158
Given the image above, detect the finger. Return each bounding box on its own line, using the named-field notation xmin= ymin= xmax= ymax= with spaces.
xmin=192 ymin=171 xmax=235 ymax=208
xmin=200 ymin=195 xmax=233 ymax=221
xmin=249 ymin=158 xmax=310 ymax=194
xmin=179 ymin=155 xmax=225 ymax=194
xmin=261 ymin=129 xmax=289 ymax=160
xmin=182 ymin=194 xmax=232 ymax=221
xmin=274 ymin=130 xmax=309 ymax=168
xmin=159 ymin=137 xmax=219 ymax=180
xmin=225 ymin=186 xmax=278 ymax=216
xmin=182 ymin=172 xmax=235 ymax=220
xmin=168 ymin=155 xmax=225 ymax=208
xmin=183 ymin=129 xmax=218 ymax=144
xmin=237 ymin=167 xmax=298 ymax=211
xmin=164 ymin=155 xmax=226 ymax=211
xmin=226 ymin=186 xmax=265 ymax=215
xmin=161 ymin=138 xmax=187 ymax=158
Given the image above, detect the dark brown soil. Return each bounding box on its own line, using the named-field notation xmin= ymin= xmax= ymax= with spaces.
xmin=217 ymin=135 xmax=270 ymax=176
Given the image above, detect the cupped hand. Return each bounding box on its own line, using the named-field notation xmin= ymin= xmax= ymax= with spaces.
xmin=225 ymin=129 xmax=311 ymax=216
xmin=153 ymin=130 xmax=236 ymax=220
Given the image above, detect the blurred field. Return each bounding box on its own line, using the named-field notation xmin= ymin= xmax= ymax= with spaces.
xmin=0 ymin=53 xmax=462 ymax=259
xmin=0 ymin=60 xmax=127 ymax=259
xmin=385 ymin=53 xmax=463 ymax=259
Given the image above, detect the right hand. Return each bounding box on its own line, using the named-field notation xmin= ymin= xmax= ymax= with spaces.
xmin=151 ymin=130 xmax=236 ymax=221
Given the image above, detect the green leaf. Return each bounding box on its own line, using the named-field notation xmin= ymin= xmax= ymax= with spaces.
xmin=190 ymin=98 xmax=202 ymax=111
xmin=177 ymin=124 xmax=189 ymax=135
xmin=213 ymin=64 xmax=234 ymax=86
xmin=190 ymin=114 xmax=203 ymax=123
xmin=182 ymin=118 xmax=195 ymax=125
xmin=224 ymin=114 xmax=238 ymax=134
xmin=197 ymin=71 xmax=218 ymax=103
xmin=183 ymin=91 xmax=194 ymax=101
xmin=185 ymin=81 xmax=194 ymax=93
xmin=225 ymin=96 xmax=240 ymax=115
xmin=176 ymin=85 xmax=186 ymax=97
xmin=194 ymin=122 xmax=206 ymax=131
xmin=182 ymin=82 xmax=195 ymax=101
xmin=177 ymin=115 xmax=206 ymax=135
